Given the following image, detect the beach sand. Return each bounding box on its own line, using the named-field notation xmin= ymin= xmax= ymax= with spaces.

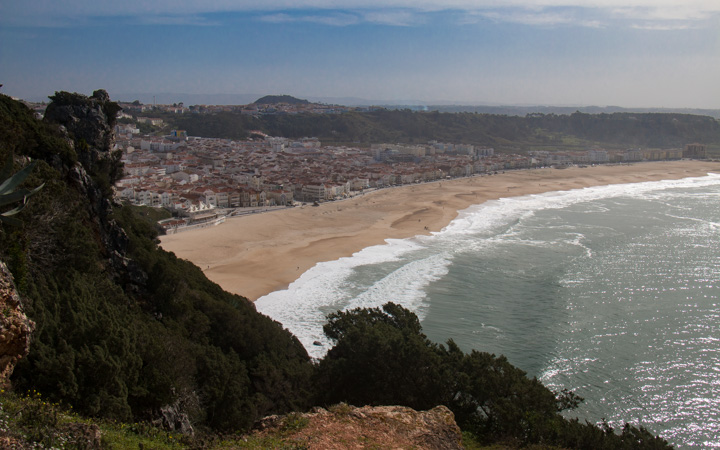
xmin=160 ymin=160 xmax=720 ymax=301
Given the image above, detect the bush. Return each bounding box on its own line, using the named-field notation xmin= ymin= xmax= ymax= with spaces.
xmin=315 ymin=302 xmax=672 ymax=449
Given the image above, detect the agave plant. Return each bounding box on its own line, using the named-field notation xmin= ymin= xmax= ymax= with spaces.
xmin=0 ymin=155 xmax=44 ymax=226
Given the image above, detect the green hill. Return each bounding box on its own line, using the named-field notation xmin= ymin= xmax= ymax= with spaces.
xmin=253 ymin=94 xmax=310 ymax=105
xmin=0 ymin=91 xmax=313 ymax=433
xmin=170 ymin=108 xmax=720 ymax=150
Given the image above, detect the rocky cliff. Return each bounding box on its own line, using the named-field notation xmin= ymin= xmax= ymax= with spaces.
xmin=43 ymin=89 xmax=120 ymax=175
xmin=251 ymin=404 xmax=463 ymax=449
xmin=0 ymin=262 xmax=33 ymax=389
xmin=42 ymin=90 xmax=146 ymax=290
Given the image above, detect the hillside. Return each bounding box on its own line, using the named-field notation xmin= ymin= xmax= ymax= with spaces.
xmin=0 ymin=91 xmax=676 ymax=448
xmin=254 ymin=94 xmax=310 ymax=105
xmin=169 ymin=108 xmax=720 ymax=150
xmin=429 ymin=104 xmax=720 ymax=120
xmin=0 ymin=91 xmax=313 ymax=433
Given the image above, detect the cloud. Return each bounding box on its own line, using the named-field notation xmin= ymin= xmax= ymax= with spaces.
xmin=260 ymin=12 xmax=361 ymax=26
xmin=611 ymin=5 xmax=715 ymax=21
xmin=261 ymin=10 xmax=423 ymax=27
xmin=136 ymin=14 xmax=221 ymax=26
xmin=476 ymin=9 xmax=605 ymax=28
xmin=630 ymin=22 xmax=697 ymax=31
xmin=361 ymin=10 xmax=424 ymax=26
xmin=2 ymin=0 xmax=719 ymax=29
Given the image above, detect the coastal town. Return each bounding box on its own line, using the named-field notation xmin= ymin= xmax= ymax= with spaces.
xmin=111 ymin=107 xmax=707 ymax=233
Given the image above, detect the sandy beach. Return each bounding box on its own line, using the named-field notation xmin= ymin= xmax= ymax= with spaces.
xmin=160 ymin=160 xmax=720 ymax=301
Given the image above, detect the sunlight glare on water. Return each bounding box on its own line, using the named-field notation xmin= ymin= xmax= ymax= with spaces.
xmin=256 ymin=174 xmax=720 ymax=448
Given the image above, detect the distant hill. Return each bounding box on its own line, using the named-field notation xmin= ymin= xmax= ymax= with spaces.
xmin=254 ymin=95 xmax=310 ymax=105
xmin=427 ymin=104 xmax=720 ymax=120
xmin=170 ymin=108 xmax=720 ymax=151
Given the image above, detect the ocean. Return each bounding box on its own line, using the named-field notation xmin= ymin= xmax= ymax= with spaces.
xmin=255 ymin=173 xmax=720 ymax=448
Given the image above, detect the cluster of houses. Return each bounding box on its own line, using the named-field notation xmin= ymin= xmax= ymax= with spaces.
xmin=115 ymin=100 xmax=374 ymax=117
xmin=113 ymin=134 xmax=516 ymax=213
xmin=531 ymin=146 xmax=697 ymax=165
xmin=113 ymin=130 xmax=707 ymax=222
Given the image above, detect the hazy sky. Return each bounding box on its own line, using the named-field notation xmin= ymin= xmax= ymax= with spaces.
xmin=1 ymin=1 xmax=719 ymax=107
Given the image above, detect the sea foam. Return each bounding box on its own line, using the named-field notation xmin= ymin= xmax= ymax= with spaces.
xmin=255 ymin=173 xmax=720 ymax=360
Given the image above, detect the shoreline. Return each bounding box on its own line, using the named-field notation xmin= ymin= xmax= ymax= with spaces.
xmin=159 ymin=160 xmax=720 ymax=301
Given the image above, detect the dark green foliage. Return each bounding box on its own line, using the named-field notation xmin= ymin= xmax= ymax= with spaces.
xmin=254 ymin=95 xmax=310 ymax=105
xmin=101 ymin=100 xmax=122 ymax=128
xmin=169 ymin=108 xmax=720 ymax=149
xmin=0 ymin=95 xmax=77 ymax=167
xmin=47 ymin=91 xmax=91 ymax=107
xmin=173 ymin=112 xmax=255 ymax=140
xmin=316 ymin=303 xmax=445 ymax=410
xmin=527 ymin=111 xmax=720 ymax=149
xmin=123 ymin=204 xmax=172 ymax=230
xmin=0 ymin=93 xmax=313 ymax=433
xmin=440 ymin=341 xmax=560 ymax=441
xmin=196 ymin=347 xmax=254 ymax=431
xmin=316 ymin=302 xmax=672 ymax=449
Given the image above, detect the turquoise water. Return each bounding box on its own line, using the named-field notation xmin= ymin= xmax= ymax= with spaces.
xmin=256 ymin=173 xmax=720 ymax=448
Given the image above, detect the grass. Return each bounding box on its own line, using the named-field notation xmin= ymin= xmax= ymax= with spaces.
xmin=0 ymin=389 xmax=185 ymax=449
xmin=126 ymin=204 xmax=173 ymax=223
xmin=0 ymin=389 xmax=312 ymax=449
xmin=280 ymin=413 xmax=310 ymax=434
xmin=0 ymin=392 xmax=571 ymax=449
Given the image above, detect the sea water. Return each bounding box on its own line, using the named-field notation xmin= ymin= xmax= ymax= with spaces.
xmin=255 ymin=173 xmax=720 ymax=448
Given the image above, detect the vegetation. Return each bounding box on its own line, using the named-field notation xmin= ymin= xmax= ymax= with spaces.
xmin=254 ymin=95 xmax=310 ymax=105
xmin=0 ymin=390 xmax=187 ymax=448
xmin=168 ymin=108 xmax=720 ymax=151
xmin=0 ymin=92 xmax=678 ymax=447
xmin=0 ymin=93 xmax=313 ymax=434
xmin=315 ymin=303 xmax=672 ymax=448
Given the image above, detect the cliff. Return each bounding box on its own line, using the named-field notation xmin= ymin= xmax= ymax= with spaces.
xmin=41 ymin=90 xmax=145 ymax=290
xmin=0 ymin=262 xmax=33 ymax=388
xmin=43 ymin=89 xmax=120 ymax=174
xmin=0 ymin=91 xmax=313 ymax=432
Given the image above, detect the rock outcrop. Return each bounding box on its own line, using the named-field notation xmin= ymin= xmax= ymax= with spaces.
xmin=251 ymin=404 xmax=463 ymax=449
xmin=0 ymin=262 xmax=34 ymax=388
xmin=43 ymin=89 xmax=119 ymax=174
xmin=43 ymin=91 xmax=146 ymax=291
xmin=156 ymin=394 xmax=195 ymax=436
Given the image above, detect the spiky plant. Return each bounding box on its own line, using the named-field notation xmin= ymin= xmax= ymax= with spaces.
xmin=0 ymin=155 xmax=44 ymax=226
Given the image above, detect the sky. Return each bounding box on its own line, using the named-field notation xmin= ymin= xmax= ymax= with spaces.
xmin=1 ymin=1 xmax=719 ymax=108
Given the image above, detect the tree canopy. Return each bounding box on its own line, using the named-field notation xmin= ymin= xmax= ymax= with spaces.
xmin=169 ymin=108 xmax=720 ymax=150
xmin=316 ymin=302 xmax=672 ymax=448
xmin=0 ymin=93 xmax=313 ymax=433
xmin=253 ymin=95 xmax=310 ymax=105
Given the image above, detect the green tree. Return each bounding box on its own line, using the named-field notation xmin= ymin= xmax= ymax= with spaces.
xmin=315 ymin=303 xmax=446 ymax=410
xmin=2 ymin=92 xmax=314 ymax=433
xmin=315 ymin=302 xmax=672 ymax=448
